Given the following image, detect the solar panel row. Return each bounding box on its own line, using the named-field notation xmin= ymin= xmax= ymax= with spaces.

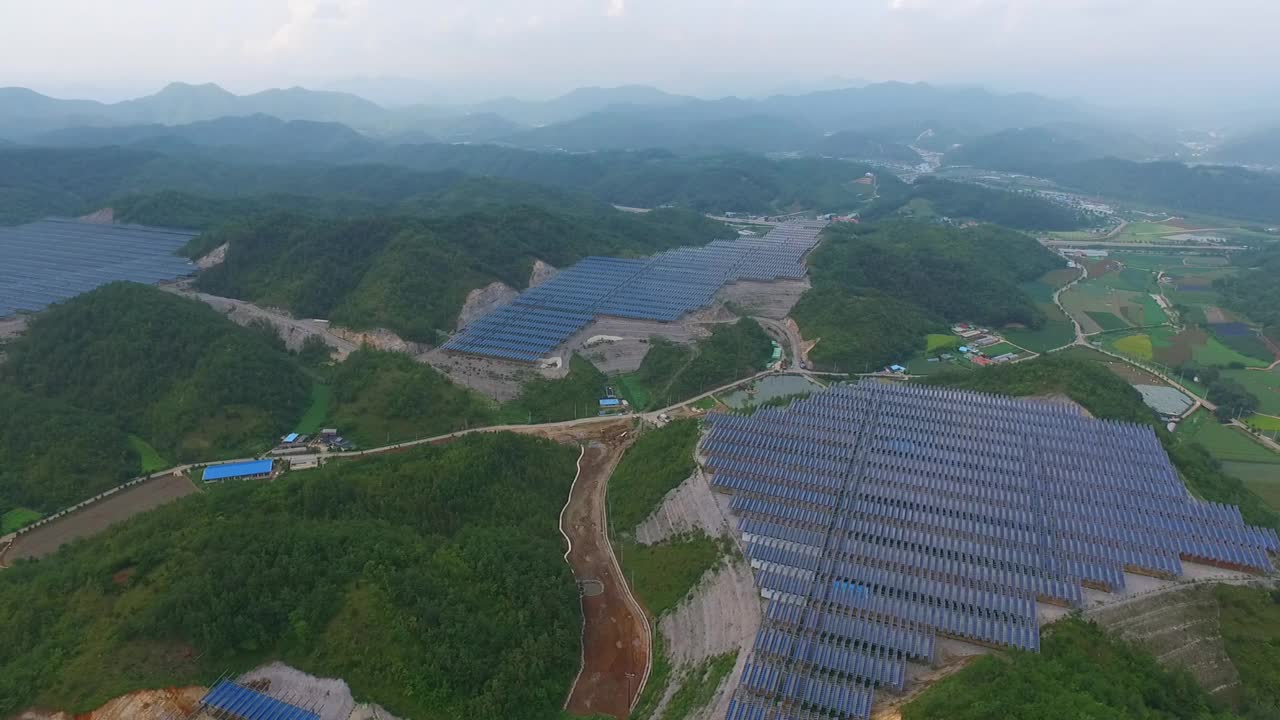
xmin=200 ymin=681 xmax=320 ymax=720
xmin=704 ymin=380 xmax=1278 ymax=719
xmin=0 ymin=219 xmax=197 ymax=316
xmin=444 ymin=221 xmax=827 ymax=362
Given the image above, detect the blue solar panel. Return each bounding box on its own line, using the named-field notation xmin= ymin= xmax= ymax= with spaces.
xmin=0 ymin=218 xmax=197 ymax=317
xmin=445 ymin=221 xmax=827 ymax=363
xmin=201 ymin=681 xmax=320 ymax=720
xmin=704 ymin=380 xmax=1279 ymax=719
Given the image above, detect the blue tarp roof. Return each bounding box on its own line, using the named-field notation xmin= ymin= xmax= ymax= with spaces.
xmin=599 ymin=398 xmax=622 ymax=407
xmin=203 ymin=459 xmax=273 ymax=481
xmin=201 ymin=680 xmax=320 ymax=720
xmin=283 ymin=433 xmax=299 ymax=443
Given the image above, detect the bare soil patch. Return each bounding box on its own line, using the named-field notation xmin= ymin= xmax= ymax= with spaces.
xmin=5 ymin=473 xmax=198 ymax=562
xmin=456 ymin=281 xmax=518 ymax=328
xmin=16 ymin=687 xmax=205 ymax=720
xmin=530 ymin=259 xmax=559 ymax=287
xmin=715 ymin=278 xmax=811 ymax=320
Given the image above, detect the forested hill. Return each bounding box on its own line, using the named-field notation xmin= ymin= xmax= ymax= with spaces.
xmin=1 ymin=283 xmax=308 ymax=468
xmin=867 ymin=177 xmax=1091 ymax=230
xmin=0 ymin=433 xmax=582 ymax=720
xmin=793 ymin=221 xmax=1064 ymax=371
xmin=190 ymin=205 xmax=729 ymax=343
xmin=0 ymin=144 xmax=895 ymax=224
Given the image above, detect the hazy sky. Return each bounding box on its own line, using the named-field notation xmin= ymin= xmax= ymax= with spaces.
xmin=2 ymin=0 xmax=1276 ymax=107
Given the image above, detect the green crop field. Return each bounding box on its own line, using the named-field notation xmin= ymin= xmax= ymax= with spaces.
xmin=1093 ymin=267 xmax=1154 ymax=293
xmin=1004 ymin=319 xmax=1076 ymax=354
xmin=1085 ymin=311 xmax=1131 ymax=332
xmin=1245 ymin=415 xmax=1280 ymax=432
xmin=1223 ymin=461 xmax=1280 ymax=512
xmin=1180 ymin=412 xmax=1280 ymax=465
xmin=1192 ymin=335 xmax=1271 ymax=368
xmin=1 ymin=507 xmax=42 ymax=534
xmin=1111 ymin=333 xmax=1154 ymax=360
xmin=926 ymin=333 xmax=960 ymax=353
xmin=128 ymin=435 xmax=168 ymax=474
xmin=1062 ymin=282 xmax=1166 ymax=334
xmin=295 ymin=382 xmax=331 ymax=434
xmin=1223 ymin=368 xmax=1280 ymax=415
xmin=980 ymin=342 xmax=1021 ymax=357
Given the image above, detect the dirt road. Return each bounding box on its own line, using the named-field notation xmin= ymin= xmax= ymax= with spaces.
xmin=562 ymin=442 xmax=650 ymax=719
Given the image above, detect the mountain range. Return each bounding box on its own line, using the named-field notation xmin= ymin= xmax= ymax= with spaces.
xmin=1 ymin=80 xmax=1097 ymax=153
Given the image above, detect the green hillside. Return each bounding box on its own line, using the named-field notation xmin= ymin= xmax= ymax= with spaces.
xmin=0 ymin=434 xmax=581 ymax=720
xmin=1 ymin=283 xmax=309 ymax=464
xmin=794 ymin=221 xmax=1064 ymax=371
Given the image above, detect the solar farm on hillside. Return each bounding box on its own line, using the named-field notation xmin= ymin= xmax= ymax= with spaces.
xmin=442 ymin=221 xmax=826 ymax=363
xmin=0 ymin=218 xmax=196 ymax=316
xmin=700 ymin=381 xmax=1278 ymax=720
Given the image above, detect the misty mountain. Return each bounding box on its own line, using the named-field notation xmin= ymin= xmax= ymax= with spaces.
xmin=814 ymin=131 xmax=923 ymax=164
xmin=1211 ymin=127 xmax=1280 ymax=167
xmin=32 ymin=115 xmax=379 ymax=162
xmin=468 ymin=85 xmax=698 ymax=126
xmin=506 ymin=110 xmax=816 ymax=153
xmin=495 ymin=82 xmax=1095 ymax=154
xmin=945 ymin=125 xmax=1181 ymax=172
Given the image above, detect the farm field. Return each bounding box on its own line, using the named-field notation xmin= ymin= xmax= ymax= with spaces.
xmin=1054 ymin=345 xmax=1173 ymax=386
xmin=1003 ymin=269 xmax=1079 ymax=353
xmin=926 ymin=333 xmax=960 ymax=353
xmin=979 ymin=341 xmax=1022 ymax=358
xmin=1178 ymin=411 xmax=1280 ymax=465
xmin=1222 ymin=462 xmax=1280 ymax=512
xmin=1061 ymin=276 xmax=1167 ymax=335
xmin=1 ymin=507 xmax=42 ymax=534
xmin=1245 ymin=414 xmax=1280 ymax=432
xmin=906 ymin=356 xmax=971 ymax=376
xmin=1105 ymin=327 xmax=1269 ymax=369
xmin=4 ymin=473 xmax=199 ymax=562
xmin=1223 ymin=367 xmax=1280 ymax=415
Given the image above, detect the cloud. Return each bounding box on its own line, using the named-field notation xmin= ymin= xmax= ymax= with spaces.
xmin=255 ymin=0 xmax=367 ymax=55
xmin=607 ymin=0 xmax=626 ymax=18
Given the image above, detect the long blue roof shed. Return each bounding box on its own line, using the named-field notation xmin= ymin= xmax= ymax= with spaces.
xmin=599 ymin=398 xmax=622 ymax=407
xmin=283 ymin=432 xmax=299 ymax=443
xmin=203 ymin=459 xmax=273 ymax=482
xmin=200 ymin=680 xmax=320 ymax=720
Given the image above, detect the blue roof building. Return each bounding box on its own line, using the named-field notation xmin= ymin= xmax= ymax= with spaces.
xmin=203 ymin=459 xmax=274 ymax=482
xmin=283 ymin=432 xmax=299 ymax=443
xmin=599 ymin=398 xmax=622 ymax=408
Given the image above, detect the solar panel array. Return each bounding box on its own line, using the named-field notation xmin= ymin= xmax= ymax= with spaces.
xmin=704 ymin=380 xmax=1278 ymax=720
xmin=442 ymin=221 xmax=826 ymax=362
xmin=199 ymin=680 xmax=321 ymax=720
xmin=0 ymin=219 xmax=196 ymax=317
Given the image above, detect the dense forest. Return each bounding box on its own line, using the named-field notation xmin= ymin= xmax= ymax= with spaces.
xmin=793 ymin=221 xmax=1064 ymax=371
xmin=1215 ymin=244 xmax=1280 ymax=342
xmin=0 ymin=386 xmax=139 ymax=515
xmin=192 ymin=207 xmax=729 ymax=343
xmin=924 ymin=356 xmax=1280 ymax=532
xmin=0 ymin=433 xmax=582 ymax=720
xmin=1 ymin=283 xmax=308 ymax=468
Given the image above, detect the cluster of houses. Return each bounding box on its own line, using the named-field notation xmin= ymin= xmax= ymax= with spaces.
xmin=269 ymin=428 xmax=355 ymax=456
